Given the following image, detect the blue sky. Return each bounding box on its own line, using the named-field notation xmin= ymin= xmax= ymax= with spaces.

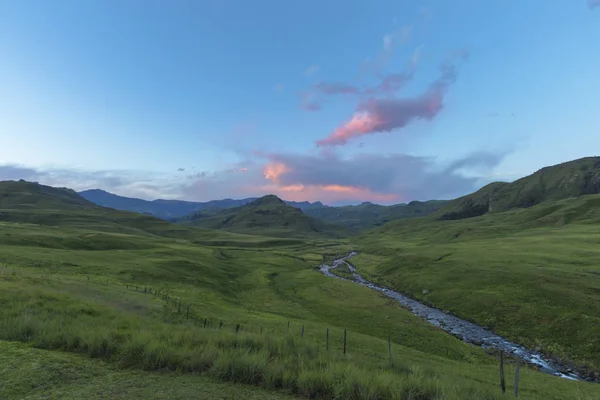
xmin=1 ymin=0 xmax=599 ymax=204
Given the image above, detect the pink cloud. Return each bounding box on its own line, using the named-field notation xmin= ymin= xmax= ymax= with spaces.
xmin=316 ymin=53 xmax=467 ymax=147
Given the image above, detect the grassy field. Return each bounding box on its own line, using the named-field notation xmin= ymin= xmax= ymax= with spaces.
xmin=0 ymin=218 xmax=598 ymax=399
xmin=356 ymin=194 xmax=600 ymax=379
xmin=1 ymin=180 xmax=599 ymax=398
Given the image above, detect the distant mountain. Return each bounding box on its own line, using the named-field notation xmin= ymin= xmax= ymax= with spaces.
xmin=437 ymin=156 xmax=600 ymax=220
xmin=79 ymin=189 xmax=326 ymax=220
xmin=178 ymin=194 xmax=352 ymax=238
xmin=303 ymin=200 xmax=448 ymax=229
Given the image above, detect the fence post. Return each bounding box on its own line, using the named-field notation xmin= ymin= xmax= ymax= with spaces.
xmin=499 ymin=351 xmax=506 ymax=395
xmin=301 ymin=325 xmax=305 ymax=337
xmin=343 ymin=329 xmax=347 ymax=355
xmin=326 ymin=328 xmax=329 ymax=352
xmin=186 ymin=304 xmax=190 ymax=319
xmin=236 ymin=324 xmax=240 ymax=334
xmin=219 ymin=320 xmax=223 ymax=329
xmin=514 ymin=355 xmax=520 ymax=397
xmin=287 ymin=321 xmax=290 ymax=333
xmin=388 ymin=333 xmax=393 ymax=366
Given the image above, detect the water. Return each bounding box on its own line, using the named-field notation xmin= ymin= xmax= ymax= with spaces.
xmin=319 ymin=252 xmax=584 ymax=381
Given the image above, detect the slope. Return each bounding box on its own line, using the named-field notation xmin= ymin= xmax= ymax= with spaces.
xmin=80 ymin=189 xmax=327 ymax=220
xmin=304 ymin=200 xmax=447 ymax=229
xmin=0 ymin=180 xmax=298 ymax=247
xmin=180 ymin=194 xmax=353 ymax=238
xmin=355 ymin=191 xmax=600 ymax=378
xmin=0 ymin=198 xmax=597 ymax=399
xmin=437 ymin=156 xmax=600 ymax=220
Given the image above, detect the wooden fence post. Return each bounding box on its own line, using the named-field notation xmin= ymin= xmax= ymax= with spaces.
xmin=514 ymin=355 xmax=520 ymax=397
xmin=499 ymin=351 xmax=506 ymax=395
xmin=343 ymin=329 xmax=347 ymax=355
xmin=301 ymin=325 xmax=304 ymax=337
xmin=236 ymin=324 xmax=240 ymax=334
xmin=388 ymin=333 xmax=393 ymax=366
xmin=326 ymin=328 xmax=329 ymax=352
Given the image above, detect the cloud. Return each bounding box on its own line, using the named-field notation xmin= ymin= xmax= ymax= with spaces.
xmin=252 ymin=150 xmax=505 ymax=204
xmin=589 ymin=0 xmax=600 ymax=9
xmin=299 ymin=90 xmax=322 ymax=111
xmin=304 ymin=65 xmax=320 ymax=77
xmin=2 ymin=146 xmax=507 ymax=206
xmin=361 ymin=25 xmax=413 ymax=77
xmin=316 ymin=51 xmax=469 ymax=147
xmin=177 ymin=167 xmax=185 ymax=172
xmin=0 ymin=164 xmax=185 ymax=200
xmin=301 ymin=46 xmax=421 ymax=112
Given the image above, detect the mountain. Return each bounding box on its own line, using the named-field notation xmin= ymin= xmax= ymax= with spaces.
xmin=303 ymin=200 xmax=448 ymax=229
xmin=79 ymin=189 xmax=258 ymax=219
xmin=79 ymin=189 xmax=326 ymax=219
xmin=437 ymin=156 xmax=600 ymax=221
xmin=179 ymin=194 xmax=352 ymax=238
xmin=1 ymin=180 xmax=93 ymax=209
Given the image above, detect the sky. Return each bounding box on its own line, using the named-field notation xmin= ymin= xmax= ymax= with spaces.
xmin=1 ymin=0 xmax=599 ymax=205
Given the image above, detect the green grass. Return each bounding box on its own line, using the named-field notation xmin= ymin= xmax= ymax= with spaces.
xmin=357 ymin=194 xmax=600 ymax=379
xmin=180 ymin=194 xmax=353 ymax=239
xmin=0 ymin=180 xmax=599 ymax=398
xmin=0 ymin=221 xmax=598 ymax=399
xmin=0 ymin=340 xmax=294 ymax=399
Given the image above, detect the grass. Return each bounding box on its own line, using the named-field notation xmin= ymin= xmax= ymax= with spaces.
xmin=0 ymin=180 xmax=599 ymax=398
xmin=180 ymin=194 xmax=353 ymax=239
xmin=0 ymin=220 xmax=598 ymax=399
xmin=357 ymin=194 xmax=600 ymax=378
xmin=0 ymin=340 xmax=294 ymax=399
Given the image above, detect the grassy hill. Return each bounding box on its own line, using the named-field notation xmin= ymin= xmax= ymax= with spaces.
xmin=438 ymin=156 xmax=600 ymax=220
xmin=1 ymin=179 xmax=598 ymax=398
xmin=180 ymin=194 xmax=353 ymax=238
xmin=354 ymin=192 xmax=600 ymax=379
xmin=304 ymin=200 xmax=447 ymax=229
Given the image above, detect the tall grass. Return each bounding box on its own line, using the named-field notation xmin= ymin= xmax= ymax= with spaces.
xmin=0 ymin=281 xmax=498 ymax=400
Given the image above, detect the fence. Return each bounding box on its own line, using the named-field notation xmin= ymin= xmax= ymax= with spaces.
xmin=124 ymin=283 xmax=522 ymax=397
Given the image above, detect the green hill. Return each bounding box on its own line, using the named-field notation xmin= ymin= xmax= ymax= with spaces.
xmin=304 ymin=200 xmax=447 ymax=229
xmin=0 ymin=179 xmax=598 ymax=398
xmin=355 ymin=192 xmax=600 ymax=377
xmin=437 ymin=157 xmax=600 ymax=220
xmin=180 ymin=194 xmax=353 ymax=238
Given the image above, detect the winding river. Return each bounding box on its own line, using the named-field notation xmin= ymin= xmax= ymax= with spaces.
xmin=320 ymin=252 xmax=586 ymax=382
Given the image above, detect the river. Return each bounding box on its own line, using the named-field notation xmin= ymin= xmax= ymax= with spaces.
xmin=319 ymin=252 xmax=585 ymax=382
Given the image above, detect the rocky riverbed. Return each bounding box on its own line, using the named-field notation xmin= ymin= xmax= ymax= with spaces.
xmin=320 ymin=252 xmax=591 ymax=382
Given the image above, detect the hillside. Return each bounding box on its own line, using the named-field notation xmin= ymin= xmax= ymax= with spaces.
xmin=304 ymin=200 xmax=447 ymax=229
xmin=438 ymin=156 xmax=600 ymax=220
xmin=1 ymin=184 xmax=597 ymax=399
xmin=180 ymin=194 xmax=352 ymax=238
xmin=354 ymin=190 xmax=600 ymax=378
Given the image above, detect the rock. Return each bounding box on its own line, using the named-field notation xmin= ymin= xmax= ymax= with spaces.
xmin=422 ymin=289 xmax=430 ymax=294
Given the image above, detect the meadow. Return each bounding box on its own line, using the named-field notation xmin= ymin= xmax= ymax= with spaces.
xmin=356 ymin=194 xmax=600 ymax=379
xmin=1 ymin=217 xmax=599 ymax=399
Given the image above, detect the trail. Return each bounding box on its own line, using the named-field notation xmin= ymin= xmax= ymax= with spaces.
xmin=320 ymin=252 xmax=585 ymax=382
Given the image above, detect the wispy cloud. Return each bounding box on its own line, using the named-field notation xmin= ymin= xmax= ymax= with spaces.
xmin=303 ymin=65 xmax=320 ymax=77
xmin=589 ymin=0 xmax=600 ymax=10
xmin=316 ymin=50 xmax=469 ymax=147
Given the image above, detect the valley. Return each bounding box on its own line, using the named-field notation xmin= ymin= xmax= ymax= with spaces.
xmin=1 ymin=157 xmax=600 ymax=399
